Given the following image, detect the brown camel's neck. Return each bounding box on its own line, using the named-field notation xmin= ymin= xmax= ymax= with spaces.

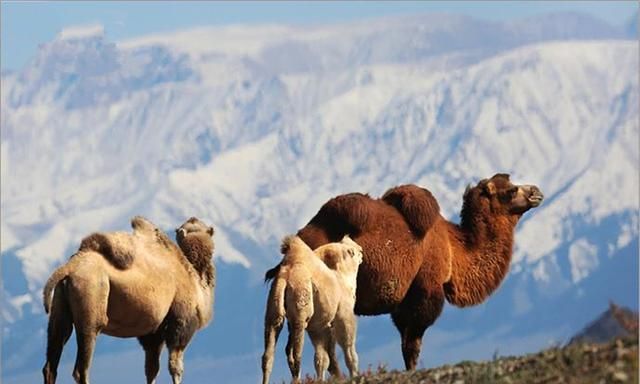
xmin=444 ymin=198 xmax=519 ymax=307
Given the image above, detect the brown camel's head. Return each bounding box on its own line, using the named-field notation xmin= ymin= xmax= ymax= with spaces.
xmin=464 ymin=173 xmax=544 ymax=216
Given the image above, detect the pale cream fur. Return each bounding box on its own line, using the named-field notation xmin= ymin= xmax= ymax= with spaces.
xmin=261 ymin=235 xmax=363 ymax=384
xmin=41 ymin=217 xmax=215 ymax=384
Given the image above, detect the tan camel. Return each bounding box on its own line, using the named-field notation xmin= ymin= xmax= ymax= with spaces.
xmin=266 ymin=173 xmax=544 ymax=371
xmin=261 ymin=235 xmax=363 ymax=384
xmin=41 ymin=216 xmax=215 ymax=384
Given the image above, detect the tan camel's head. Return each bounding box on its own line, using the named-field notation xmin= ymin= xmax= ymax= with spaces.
xmin=176 ymin=217 xmax=214 ymax=242
xmin=464 ymin=173 xmax=544 ymax=216
xmin=175 ymin=217 xmax=215 ymax=287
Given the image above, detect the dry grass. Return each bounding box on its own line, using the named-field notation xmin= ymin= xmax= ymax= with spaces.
xmin=310 ymin=336 xmax=638 ymax=384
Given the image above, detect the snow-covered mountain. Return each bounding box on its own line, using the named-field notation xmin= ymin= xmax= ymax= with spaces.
xmin=1 ymin=12 xmax=637 ymax=383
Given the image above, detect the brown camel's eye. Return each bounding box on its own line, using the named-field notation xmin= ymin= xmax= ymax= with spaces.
xmin=508 ymin=187 xmax=518 ymax=197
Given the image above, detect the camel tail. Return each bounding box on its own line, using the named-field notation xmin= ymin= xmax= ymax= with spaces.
xmin=382 ymin=185 xmax=441 ymax=238
xmin=264 ymin=264 xmax=281 ymax=283
xmin=42 ymin=263 xmax=71 ymax=314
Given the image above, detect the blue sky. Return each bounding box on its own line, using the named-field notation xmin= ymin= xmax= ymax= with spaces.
xmin=1 ymin=1 xmax=637 ymax=70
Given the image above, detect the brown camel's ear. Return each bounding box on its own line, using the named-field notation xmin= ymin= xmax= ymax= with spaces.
xmin=176 ymin=227 xmax=187 ymax=239
xmin=208 ymin=226 xmax=215 ymax=236
xmin=464 ymin=184 xmax=472 ymax=197
xmin=484 ymin=181 xmax=497 ymax=196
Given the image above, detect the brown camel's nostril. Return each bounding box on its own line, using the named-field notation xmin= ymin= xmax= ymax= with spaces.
xmin=526 ymin=186 xmax=544 ymax=206
xmin=533 ymin=187 xmax=543 ymax=199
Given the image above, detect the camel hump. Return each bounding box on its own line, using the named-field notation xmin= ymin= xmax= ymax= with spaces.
xmin=280 ymin=235 xmax=296 ymax=255
xmin=312 ymin=193 xmax=372 ymax=236
xmin=381 ymin=184 xmax=441 ymax=238
xmin=78 ymin=232 xmax=134 ymax=269
xmin=280 ymin=235 xmax=306 ymax=255
xmin=131 ymin=215 xmax=157 ymax=235
xmin=131 ymin=216 xmax=180 ymax=253
xmin=266 ymin=235 xmax=312 ymax=283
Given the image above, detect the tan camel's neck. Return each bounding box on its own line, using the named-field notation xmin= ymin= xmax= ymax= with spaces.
xmin=177 ymin=234 xmax=215 ymax=288
xmin=443 ymin=208 xmax=518 ymax=307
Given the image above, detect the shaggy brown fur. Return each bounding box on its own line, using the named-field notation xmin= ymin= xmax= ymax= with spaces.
xmin=41 ymin=216 xmax=216 ymax=384
xmin=267 ymin=173 xmax=543 ymax=372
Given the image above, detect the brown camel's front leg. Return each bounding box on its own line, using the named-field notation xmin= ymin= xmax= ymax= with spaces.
xmin=391 ymin=282 xmax=445 ymax=370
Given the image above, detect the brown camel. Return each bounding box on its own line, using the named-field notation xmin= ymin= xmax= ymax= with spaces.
xmin=41 ymin=216 xmax=215 ymax=384
xmin=266 ymin=173 xmax=543 ymax=371
xmin=262 ymin=235 xmax=363 ymax=384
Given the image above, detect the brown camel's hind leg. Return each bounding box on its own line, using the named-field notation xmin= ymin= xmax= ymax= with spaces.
xmin=43 ymin=283 xmax=73 ymax=384
xmin=391 ymin=282 xmax=445 ymax=370
xmin=138 ymin=332 xmax=165 ymax=384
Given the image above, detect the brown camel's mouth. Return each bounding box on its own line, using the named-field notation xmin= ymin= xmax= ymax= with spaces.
xmin=527 ymin=190 xmax=544 ymax=207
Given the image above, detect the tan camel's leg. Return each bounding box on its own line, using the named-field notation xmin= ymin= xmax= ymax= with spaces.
xmin=333 ymin=313 xmax=359 ymax=377
xmin=164 ymin=311 xmax=197 ymax=384
xmin=72 ymin=330 xmax=100 ymax=384
xmin=262 ymin=278 xmax=287 ymax=384
xmin=168 ymin=347 xmax=185 ymax=384
xmin=391 ymin=282 xmax=444 ymax=371
xmin=262 ymin=316 xmax=284 ymax=384
xmin=286 ymin=322 xmax=306 ymax=383
xmin=285 ymin=321 xmax=294 ymax=369
xmin=325 ymin=330 xmax=343 ymax=378
xmin=43 ymin=284 xmax=73 ymax=384
xmin=284 ymin=282 xmax=313 ymax=383
xmin=138 ymin=332 xmax=165 ymax=384
xmin=68 ymin=276 xmax=109 ymax=384
xmin=307 ymin=327 xmax=332 ymax=381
